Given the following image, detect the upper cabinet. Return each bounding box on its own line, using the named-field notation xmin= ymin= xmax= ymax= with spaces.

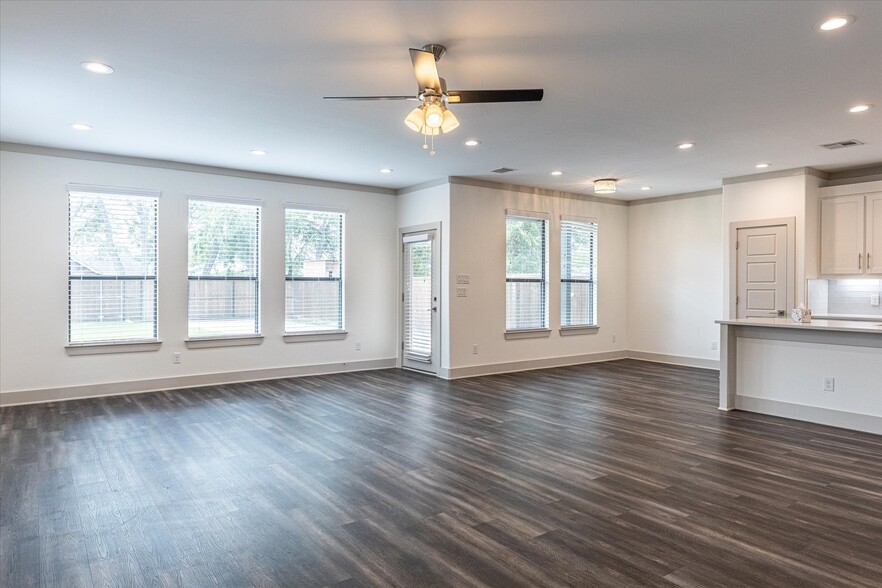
xmin=820 ymin=192 xmax=882 ymax=276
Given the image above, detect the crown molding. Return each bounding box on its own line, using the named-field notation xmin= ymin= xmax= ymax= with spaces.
xmin=0 ymin=142 xmax=396 ymax=195
xmin=447 ymin=176 xmax=628 ymax=206
xmin=627 ymin=188 xmax=722 ymax=206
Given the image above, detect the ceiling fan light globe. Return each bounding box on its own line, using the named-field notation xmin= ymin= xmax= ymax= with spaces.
xmin=425 ymin=104 xmax=444 ymax=128
xmin=404 ymin=107 xmax=425 ymax=133
xmin=440 ymin=109 xmax=460 ymax=133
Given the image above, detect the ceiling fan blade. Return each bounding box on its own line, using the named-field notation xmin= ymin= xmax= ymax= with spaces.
xmin=447 ymin=89 xmax=544 ymax=104
xmin=410 ymin=48 xmax=441 ymax=92
xmin=323 ymin=95 xmax=418 ymax=101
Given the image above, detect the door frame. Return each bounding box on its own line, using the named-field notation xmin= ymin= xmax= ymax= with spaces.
xmin=398 ymin=222 xmax=442 ymax=374
xmin=729 ymin=217 xmax=795 ymax=319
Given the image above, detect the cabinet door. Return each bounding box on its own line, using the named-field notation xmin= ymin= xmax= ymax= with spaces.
xmin=820 ymin=195 xmax=865 ymax=275
xmin=866 ymin=193 xmax=882 ymax=275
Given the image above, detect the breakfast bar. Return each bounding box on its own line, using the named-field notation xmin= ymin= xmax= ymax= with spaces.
xmin=717 ymin=318 xmax=882 ymax=434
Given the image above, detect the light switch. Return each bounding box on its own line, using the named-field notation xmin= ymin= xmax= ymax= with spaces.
xmin=456 ymin=287 xmax=467 ymax=297
xmin=871 ymin=294 xmax=880 ymax=306
xmin=456 ymin=274 xmax=470 ymax=284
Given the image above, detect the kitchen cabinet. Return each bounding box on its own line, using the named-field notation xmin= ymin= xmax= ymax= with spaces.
xmin=820 ymin=192 xmax=882 ymax=275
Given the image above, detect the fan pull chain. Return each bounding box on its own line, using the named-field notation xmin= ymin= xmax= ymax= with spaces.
xmin=430 ymin=133 xmax=436 ymax=156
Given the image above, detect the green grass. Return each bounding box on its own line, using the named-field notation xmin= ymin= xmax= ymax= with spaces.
xmin=70 ymin=321 xmax=155 ymax=343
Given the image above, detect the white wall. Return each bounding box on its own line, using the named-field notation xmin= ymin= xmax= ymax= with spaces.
xmin=0 ymin=150 xmax=398 ymax=401
xmin=446 ymin=183 xmax=629 ymax=375
xmin=396 ymin=182 xmax=451 ymax=370
xmin=627 ymin=193 xmax=723 ymax=366
xmin=722 ymin=174 xmax=808 ymax=318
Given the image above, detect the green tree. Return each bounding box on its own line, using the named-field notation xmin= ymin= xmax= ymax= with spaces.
xmin=188 ymin=201 xmax=259 ymax=276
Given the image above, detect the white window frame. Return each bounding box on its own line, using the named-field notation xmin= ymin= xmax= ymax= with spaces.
xmin=66 ymin=184 xmax=161 ymax=354
xmin=560 ymin=215 xmax=599 ymax=335
xmin=185 ymin=195 xmax=263 ymax=348
xmin=283 ymin=204 xmax=347 ymax=342
xmin=504 ymin=210 xmax=551 ymax=339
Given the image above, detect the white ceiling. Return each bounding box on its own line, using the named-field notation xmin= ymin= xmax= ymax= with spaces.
xmin=1 ymin=0 xmax=880 ymax=200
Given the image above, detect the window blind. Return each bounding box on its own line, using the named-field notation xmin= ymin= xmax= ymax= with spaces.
xmin=561 ymin=219 xmax=598 ymax=327
xmin=284 ymin=208 xmax=344 ymax=333
xmin=403 ymin=237 xmax=433 ymax=360
xmin=505 ymin=214 xmax=548 ymax=330
xmin=68 ymin=190 xmax=158 ymax=343
xmin=187 ymin=199 xmax=260 ymax=338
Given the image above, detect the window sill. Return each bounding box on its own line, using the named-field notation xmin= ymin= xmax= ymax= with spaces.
xmin=559 ymin=325 xmax=600 ymax=336
xmin=504 ymin=328 xmax=552 ymax=340
xmin=66 ymin=340 xmax=162 ymax=356
xmin=185 ymin=335 xmax=263 ymax=349
xmin=284 ymin=330 xmax=348 ymax=343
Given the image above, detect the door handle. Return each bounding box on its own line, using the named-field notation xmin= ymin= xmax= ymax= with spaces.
xmin=858 ymin=253 xmax=862 ymax=270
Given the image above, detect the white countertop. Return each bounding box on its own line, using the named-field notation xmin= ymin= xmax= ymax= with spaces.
xmin=716 ymin=317 xmax=882 ymax=334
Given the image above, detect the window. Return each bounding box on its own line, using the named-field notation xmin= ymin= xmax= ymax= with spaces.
xmin=68 ymin=188 xmax=159 ymax=344
xmin=285 ymin=207 xmax=344 ymax=334
xmin=561 ymin=218 xmax=598 ymax=328
xmin=506 ymin=213 xmax=549 ymax=330
xmin=187 ymin=198 xmax=260 ymax=338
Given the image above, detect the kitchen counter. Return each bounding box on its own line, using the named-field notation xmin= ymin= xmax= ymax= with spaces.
xmin=716 ymin=318 xmax=882 ymax=434
xmin=716 ymin=317 xmax=882 ymax=334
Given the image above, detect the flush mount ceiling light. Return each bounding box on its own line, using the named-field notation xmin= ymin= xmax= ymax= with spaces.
xmin=676 ymin=142 xmax=695 ymax=150
xmin=756 ymin=163 xmax=771 ymax=169
xmin=249 ymin=149 xmax=267 ymax=156
xmin=464 ymin=139 xmax=480 ymax=146
xmin=551 ymin=170 xmax=563 ymax=176
xmin=324 ymin=44 xmax=543 ymax=156
xmin=815 ymin=15 xmax=855 ymax=31
xmin=70 ymin=123 xmax=92 ymax=131
xmin=81 ymin=61 xmax=113 ymax=74
xmin=849 ymin=104 xmax=873 ymax=113
xmin=594 ymin=179 xmax=617 ymax=194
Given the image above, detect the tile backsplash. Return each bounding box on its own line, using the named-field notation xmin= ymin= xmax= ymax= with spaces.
xmin=808 ymin=278 xmax=882 ymax=317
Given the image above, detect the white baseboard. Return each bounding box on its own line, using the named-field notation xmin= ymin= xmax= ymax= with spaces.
xmin=0 ymin=358 xmax=397 ymax=407
xmin=626 ymin=350 xmax=720 ymax=371
xmin=440 ymin=350 xmax=628 ymax=379
xmin=735 ymin=396 xmax=882 ymax=435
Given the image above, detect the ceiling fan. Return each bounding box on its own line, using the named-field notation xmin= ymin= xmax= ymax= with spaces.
xmin=324 ymin=44 xmax=544 ymax=155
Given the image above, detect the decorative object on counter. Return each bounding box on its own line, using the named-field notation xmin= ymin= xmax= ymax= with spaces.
xmin=791 ymin=304 xmax=812 ymax=323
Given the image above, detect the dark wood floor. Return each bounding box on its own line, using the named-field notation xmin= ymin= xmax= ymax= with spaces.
xmin=1 ymin=360 xmax=880 ymax=587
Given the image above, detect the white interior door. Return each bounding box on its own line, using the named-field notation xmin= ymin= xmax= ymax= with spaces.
xmin=401 ymin=229 xmax=440 ymax=374
xmin=736 ymin=225 xmax=788 ymax=318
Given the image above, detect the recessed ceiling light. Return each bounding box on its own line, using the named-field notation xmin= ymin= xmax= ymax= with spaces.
xmin=755 ymin=163 xmax=771 ymax=169
xmin=380 ymin=168 xmax=393 ymax=174
xmin=550 ymin=170 xmax=563 ymax=176
xmin=640 ymin=186 xmax=652 ymax=191
xmin=849 ymin=104 xmax=873 ymax=113
xmin=70 ymin=123 xmax=92 ymax=131
xmin=816 ymin=15 xmax=854 ymax=31
xmin=80 ymin=61 xmax=114 ymax=74
xmin=676 ymin=142 xmax=695 ymax=150
xmin=464 ymin=140 xmax=480 ymax=146
xmin=249 ymin=149 xmax=267 ymax=156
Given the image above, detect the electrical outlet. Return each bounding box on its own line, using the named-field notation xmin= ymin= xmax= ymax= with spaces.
xmin=711 ymin=342 xmax=718 ymax=350
xmin=172 ymin=352 xmax=182 ymax=365
xmin=472 ymin=344 xmax=478 ymax=355
xmin=871 ymin=294 xmax=880 ymax=306
xmin=355 ymin=341 xmax=361 ymax=351
xmin=612 ymin=334 xmax=617 ymax=343
xmin=824 ymin=377 xmax=835 ymax=392
xmin=456 ymin=287 xmax=467 ymax=297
